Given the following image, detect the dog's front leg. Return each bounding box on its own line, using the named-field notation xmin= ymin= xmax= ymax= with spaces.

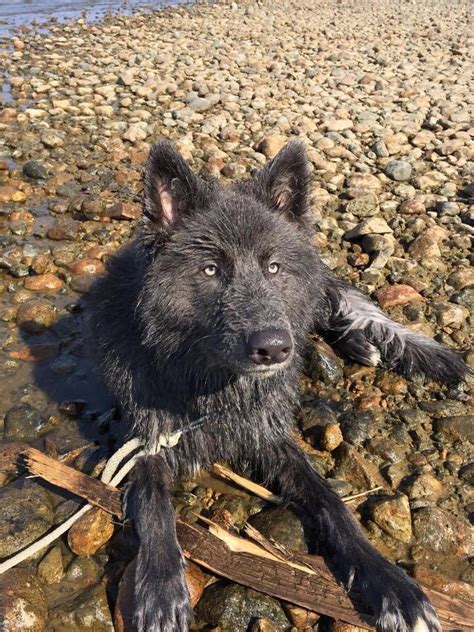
xmin=319 ymin=274 xmax=467 ymax=384
xmin=263 ymin=437 xmax=440 ymax=632
xmin=126 ymin=455 xmax=191 ymax=632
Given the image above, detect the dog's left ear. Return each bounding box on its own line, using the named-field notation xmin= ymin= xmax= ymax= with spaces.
xmin=254 ymin=141 xmax=310 ymax=220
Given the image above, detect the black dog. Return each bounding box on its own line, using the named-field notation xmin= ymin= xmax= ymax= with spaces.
xmin=87 ymin=140 xmax=467 ymax=631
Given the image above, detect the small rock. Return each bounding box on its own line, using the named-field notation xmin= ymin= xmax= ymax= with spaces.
xmin=346 ymin=193 xmax=379 ymax=217
xmin=24 ymin=273 xmax=63 ymax=292
xmin=0 ymin=569 xmax=47 ymax=631
xmin=47 ymin=583 xmax=114 ymax=631
xmin=41 ymin=130 xmax=64 ymax=148
xmin=38 ymin=546 xmax=64 ymax=584
xmin=255 ymin=134 xmax=287 ymax=159
xmin=4 ymin=403 xmax=52 ymax=440
xmin=385 ymin=160 xmax=412 ymax=181
xmin=433 ymin=415 xmax=474 ymax=443
xmin=433 ymin=302 xmax=469 ymax=328
xmin=249 ymin=507 xmax=308 ymax=553
xmin=408 ymin=226 xmax=448 ymax=259
xmin=405 ymin=473 xmax=444 ymax=502
xmin=47 ymin=220 xmax=80 ymax=241
xmin=196 ymin=583 xmax=290 ymax=632
xmin=334 ymin=443 xmax=385 ymax=490
xmin=23 ymin=161 xmax=48 ymax=180
xmin=68 ymin=507 xmax=114 ymax=555
xmin=106 ymin=201 xmax=141 ymax=221
xmin=375 ymin=285 xmax=424 ymax=308
xmin=413 ymin=507 xmax=471 ymax=555
xmin=320 ymin=423 xmax=343 ymax=452
xmin=308 ymin=340 xmax=344 ymax=385
xmin=69 ymin=259 xmax=105 ymax=276
xmin=0 ymin=481 xmax=54 ymax=557
xmin=344 ymin=217 xmax=393 ymax=240
xmin=448 ymin=268 xmax=474 ymax=291
xmin=16 ymin=298 xmax=57 ymax=332
xmin=123 ymin=123 xmax=148 ymax=143
xmin=370 ymin=494 xmax=412 ymax=543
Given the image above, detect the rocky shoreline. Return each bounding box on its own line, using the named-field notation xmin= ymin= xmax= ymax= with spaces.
xmin=0 ymin=0 xmax=473 ymax=629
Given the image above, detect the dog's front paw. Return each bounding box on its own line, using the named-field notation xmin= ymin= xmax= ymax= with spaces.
xmin=134 ymin=574 xmax=191 ymax=632
xmin=358 ymin=562 xmax=441 ymax=632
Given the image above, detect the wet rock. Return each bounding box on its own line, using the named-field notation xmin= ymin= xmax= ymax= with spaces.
xmin=16 ymin=298 xmax=57 ymax=333
xmin=47 ymin=583 xmax=114 ymax=632
xmin=250 ymin=619 xmax=279 ymax=632
xmin=385 ymin=160 xmax=412 ymax=181
xmin=433 ymin=415 xmax=474 ymax=443
xmin=404 ymin=473 xmax=444 ymax=502
xmin=70 ymin=272 xmax=98 ymax=293
xmin=38 ymin=546 xmax=64 ymax=584
xmin=68 ymin=507 xmax=114 ymax=556
xmin=0 ymin=480 xmax=54 ymax=557
xmin=0 ymin=569 xmax=47 ymax=631
xmin=249 ymin=507 xmax=308 ymax=553
xmin=320 ymin=422 xmax=344 ymax=452
xmin=413 ymin=507 xmax=471 ymax=556
xmin=334 ymin=443 xmax=385 ymax=490
xmin=308 ymin=340 xmax=344 ymax=385
xmin=24 ymin=273 xmax=64 ymax=292
xmin=69 ymin=259 xmax=105 ymax=276
xmin=23 ymin=161 xmax=48 ymax=180
xmin=47 ymin=220 xmax=80 ymax=241
xmin=4 ymin=403 xmax=54 ymax=440
xmin=375 ymin=284 xmax=424 ymax=309
xmin=370 ymin=494 xmax=412 ymax=543
xmin=196 ymin=583 xmax=290 ymax=632
xmin=209 ymin=494 xmax=256 ymax=529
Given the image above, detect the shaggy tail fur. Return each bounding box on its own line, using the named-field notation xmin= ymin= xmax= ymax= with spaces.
xmin=325 ymin=285 xmax=468 ymax=385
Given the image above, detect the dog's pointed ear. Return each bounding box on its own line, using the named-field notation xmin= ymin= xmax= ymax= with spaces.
xmin=254 ymin=141 xmax=310 ymax=220
xmin=144 ymin=140 xmax=200 ymax=226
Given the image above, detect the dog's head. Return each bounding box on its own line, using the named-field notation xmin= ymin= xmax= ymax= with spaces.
xmin=137 ymin=140 xmax=324 ymax=377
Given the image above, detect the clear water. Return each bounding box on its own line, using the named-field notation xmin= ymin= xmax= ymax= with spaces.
xmin=0 ymin=0 xmax=189 ymax=36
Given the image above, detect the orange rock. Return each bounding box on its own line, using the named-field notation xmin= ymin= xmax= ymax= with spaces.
xmin=24 ymin=273 xmax=63 ymax=292
xmin=69 ymin=258 xmax=106 ymax=276
xmin=376 ymin=284 xmax=424 ymax=309
xmin=68 ymin=507 xmax=114 ymax=556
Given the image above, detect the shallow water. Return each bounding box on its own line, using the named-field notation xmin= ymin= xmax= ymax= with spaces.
xmin=0 ymin=0 xmax=188 ymax=35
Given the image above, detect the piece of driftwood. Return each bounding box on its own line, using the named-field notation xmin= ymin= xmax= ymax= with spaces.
xmin=23 ymin=447 xmax=123 ymax=518
xmin=11 ymin=448 xmax=474 ymax=631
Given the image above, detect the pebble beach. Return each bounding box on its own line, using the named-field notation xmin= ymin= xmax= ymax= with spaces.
xmin=0 ymin=0 xmax=473 ymax=629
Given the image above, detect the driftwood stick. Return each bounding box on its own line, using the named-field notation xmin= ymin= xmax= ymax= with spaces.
xmin=23 ymin=448 xmax=124 ymax=518
xmin=6 ymin=448 xmax=474 ymax=631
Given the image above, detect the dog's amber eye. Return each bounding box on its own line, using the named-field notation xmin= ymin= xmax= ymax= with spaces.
xmin=268 ymin=262 xmax=280 ymax=274
xmin=203 ymin=264 xmax=218 ymax=277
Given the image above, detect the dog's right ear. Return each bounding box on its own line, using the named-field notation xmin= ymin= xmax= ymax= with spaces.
xmin=144 ymin=140 xmax=200 ymax=227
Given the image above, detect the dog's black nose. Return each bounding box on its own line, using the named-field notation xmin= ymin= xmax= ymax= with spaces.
xmin=247 ymin=329 xmax=293 ymax=366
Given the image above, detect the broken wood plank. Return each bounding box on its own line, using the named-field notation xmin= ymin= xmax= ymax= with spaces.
xmin=23 ymin=447 xmax=123 ymax=518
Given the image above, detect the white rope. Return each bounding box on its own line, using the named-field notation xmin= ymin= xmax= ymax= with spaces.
xmin=0 ymin=432 xmax=182 ymax=575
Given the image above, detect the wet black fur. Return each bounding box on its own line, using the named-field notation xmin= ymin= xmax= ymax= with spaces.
xmin=86 ymin=140 xmax=467 ymax=632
